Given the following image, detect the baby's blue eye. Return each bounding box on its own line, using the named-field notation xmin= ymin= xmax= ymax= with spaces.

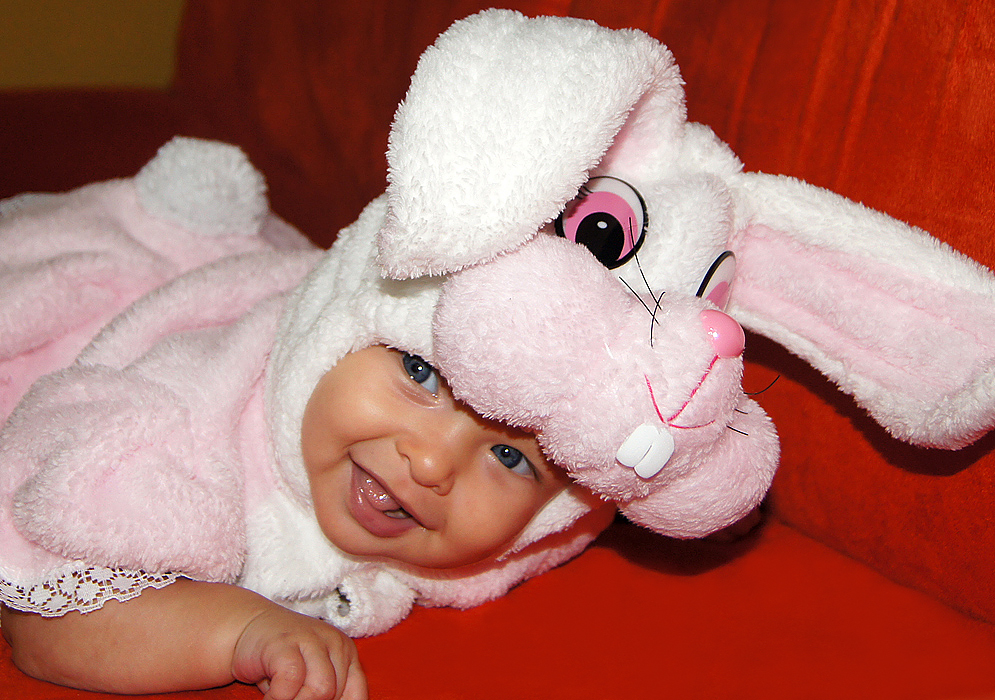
xmin=491 ymin=445 xmax=535 ymax=477
xmin=402 ymin=353 xmax=440 ymax=395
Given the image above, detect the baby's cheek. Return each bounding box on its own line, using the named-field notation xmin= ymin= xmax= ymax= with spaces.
xmin=444 ymin=472 xmax=555 ymax=563
xmin=490 ymin=492 xmax=548 ymax=546
xmin=309 ymin=471 xmax=350 ymax=539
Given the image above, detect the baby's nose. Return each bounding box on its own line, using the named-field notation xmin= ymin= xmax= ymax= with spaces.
xmin=408 ymin=452 xmax=457 ymax=495
xmin=699 ymin=309 xmax=745 ymax=358
xmin=403 ymin=418 xmax=477 ymax=495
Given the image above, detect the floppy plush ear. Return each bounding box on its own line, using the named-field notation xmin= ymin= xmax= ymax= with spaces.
xmin=377 ymin=9 xmax=682 ymax=279
xmin=728 ymin=171 xmax=995 ymax=449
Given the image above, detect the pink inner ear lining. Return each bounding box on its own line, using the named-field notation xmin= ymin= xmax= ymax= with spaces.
xmin=706 ymin=281 xmax=731 ymax=309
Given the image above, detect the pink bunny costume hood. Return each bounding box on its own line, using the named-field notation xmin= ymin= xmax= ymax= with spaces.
xmin=272 ymin=6 xmax=995 ymax=577
xmin=5 ymin=10 xmax=995 ymax=638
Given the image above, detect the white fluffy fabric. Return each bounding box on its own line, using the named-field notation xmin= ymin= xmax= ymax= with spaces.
xmin=135 ymin=136 xmax=268 ymax=237
xmin=379 ymin=10 xmax=678 ymax=278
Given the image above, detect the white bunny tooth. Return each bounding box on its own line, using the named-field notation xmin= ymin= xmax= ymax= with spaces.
xmin=616 ymin=423 xmax=657 ymax=468
xmin=634 ymin=429 xmax=676 ymax=479
xmin=616 ymin=424 xmax=675 ymax=479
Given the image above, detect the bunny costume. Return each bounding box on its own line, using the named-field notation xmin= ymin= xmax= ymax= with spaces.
xmin=0 ymin=136 xmax=609 ymax=637
xmin=4 ymin=11 xmax=995 ymax=637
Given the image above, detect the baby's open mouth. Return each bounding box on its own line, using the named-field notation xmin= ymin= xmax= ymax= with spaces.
xmin=358 ymin=470 xmax=409 ymax=517
xmin=349 ymin=464 xmax=423 ymax=536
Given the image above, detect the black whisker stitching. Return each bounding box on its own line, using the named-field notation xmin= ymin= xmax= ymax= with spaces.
xmin=649 ymin=284 xmax=666 ymax=348
xmin=746 ymin=375 xmax=780 ymax=396
xmin=734 ymin=408 xmax=750 ymax=415
xmin=727 ymin=425 xmax=749 ymax=436
xmin=626 ymin=219 xmax=666 ymax=348
xmin=629 ymin=219 xmax=661 ymax=306
xmin=619 ymin=276 xmax=657 ymax=318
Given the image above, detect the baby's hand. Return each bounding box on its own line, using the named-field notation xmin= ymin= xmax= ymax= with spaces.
xmin=231 ymin=605 xmax=367 ymax=700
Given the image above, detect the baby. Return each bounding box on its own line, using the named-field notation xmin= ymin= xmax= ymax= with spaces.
xmin=299 ymin=347 xmax=572 ymax=571
xmin=2 ymin=344 xmax=580 ymax=699
xmin=0 ymin=116 xmax=626 ymax=700
xmin=0 ymin=106 xmax=624 ymax=700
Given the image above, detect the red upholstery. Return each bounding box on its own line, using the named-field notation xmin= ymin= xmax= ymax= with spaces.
xmin=2 ymin=0 xmax=993 ymax=697
xmin=3 ymin=523 xmax=995 ymax=698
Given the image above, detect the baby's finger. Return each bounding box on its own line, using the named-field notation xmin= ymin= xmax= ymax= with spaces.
xmin=338 ymin=653 xmax=368 ymax=700
xmin=260 ymin=646 xmax=308 ymax=700
xmin=290 ymin=641 xmax=347 ymax=700
xmin=294 ymin=638 xmax=367 ymax=700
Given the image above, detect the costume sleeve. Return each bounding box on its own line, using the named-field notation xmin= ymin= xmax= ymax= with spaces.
xmin=2 ymin=251 xmax=319 ymax=587
xmin=0 ymin=566 xmax=178 ymax=618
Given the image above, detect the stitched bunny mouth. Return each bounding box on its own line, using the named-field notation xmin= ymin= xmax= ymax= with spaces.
xmin=620 ymin=359 xmax=754 ymax=480
xmin=646 ymin=356 xmax=740 ymax=432
xmin=649 ymin=371 xmax=716 ymax=431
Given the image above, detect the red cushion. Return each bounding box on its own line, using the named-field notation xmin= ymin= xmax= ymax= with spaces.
xmin=0 ymin=90 xmax=188 ymax=200
xmin=361 ymin=522 xmax=995 ymax=698
xmin=4 ymin=522 xmax=994 ymax=698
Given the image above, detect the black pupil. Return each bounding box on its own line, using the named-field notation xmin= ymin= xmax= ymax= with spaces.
xmin=575 ymin=212 xmax=625 ymax=268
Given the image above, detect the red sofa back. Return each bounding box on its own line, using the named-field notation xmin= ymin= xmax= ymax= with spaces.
xmin=173 ymin=0 xmax=995 ymax=623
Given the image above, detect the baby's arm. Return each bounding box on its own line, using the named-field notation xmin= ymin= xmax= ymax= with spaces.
xmin=0 ymin=578 xmax=367 ymax=700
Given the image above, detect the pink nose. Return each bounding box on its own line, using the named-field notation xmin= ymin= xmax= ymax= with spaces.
xmin=699 ymin=309 xmax=745 ymax=358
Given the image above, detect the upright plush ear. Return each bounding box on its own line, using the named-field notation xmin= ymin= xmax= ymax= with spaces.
xmin=729 ymin=172 xmax=995 ymax=449
xmin=377 ymin=9 xmax=682 ymax=279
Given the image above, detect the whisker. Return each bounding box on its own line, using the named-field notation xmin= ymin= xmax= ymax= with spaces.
xmin=734 ymin=408 xmax=750 ymax=415
xmin=727 ymin=425 xmax=749 ymax=436
xmin=629 ymin=220 xmax=661 ymax=306
xmin=620 ymin=221 xmax=663 ymax=348
xmin=619 ymin=277 xmax=656 ymax=318
xmin=626 ymin=219 xmax=665 ymax=348
xmin=746 ymin=375 xmax=780 ymax=396
xmin=649 ymin=284 xmax=666 ymax=348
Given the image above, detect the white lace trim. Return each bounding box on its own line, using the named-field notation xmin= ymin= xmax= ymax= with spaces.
xmin=0 ymin=566 xmax=178 ymax=617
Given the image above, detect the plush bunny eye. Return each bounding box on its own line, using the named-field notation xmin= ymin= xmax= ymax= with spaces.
xmin=696 ymin=251 xmax=736 ymax=310
xmin=555 ymin=176 xmax=647 ymax=269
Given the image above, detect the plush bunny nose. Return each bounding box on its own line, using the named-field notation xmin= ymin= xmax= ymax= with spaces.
xmin=700 ymin=309 xmax=745 ymax=358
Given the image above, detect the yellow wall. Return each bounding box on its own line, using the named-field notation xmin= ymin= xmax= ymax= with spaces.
xmin=0 ymin=0 xmax=186 ymax=89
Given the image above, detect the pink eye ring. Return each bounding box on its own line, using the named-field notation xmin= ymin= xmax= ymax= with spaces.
xmin=555 ymin=176 xmax=647 ymax=269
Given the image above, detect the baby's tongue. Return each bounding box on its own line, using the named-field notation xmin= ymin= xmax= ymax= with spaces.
xmin=357 ymin=469 xmax=401 ymax=512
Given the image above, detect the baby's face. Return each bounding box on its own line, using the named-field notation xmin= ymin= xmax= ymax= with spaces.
xmin=300 ymin=345 xmax=570 ymax=569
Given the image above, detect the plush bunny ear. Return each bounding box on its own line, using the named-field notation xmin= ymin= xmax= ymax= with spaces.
xmin=377 ymin=9 xmax=683 ymax=278
xmin=729 ymin=172 xmax=995 ymax=449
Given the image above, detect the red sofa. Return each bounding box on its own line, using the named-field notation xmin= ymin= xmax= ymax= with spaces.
xmin=2 ymin=1 xmax=993 ymax=697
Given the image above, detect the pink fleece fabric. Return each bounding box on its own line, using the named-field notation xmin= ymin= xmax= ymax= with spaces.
xmin=0 ymin=180 xmax=310 ymax=423
xmin=0 ymin=141 xmax=612 ymax=637
xmin=0 ymin=170 xmax=320 ymax=586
